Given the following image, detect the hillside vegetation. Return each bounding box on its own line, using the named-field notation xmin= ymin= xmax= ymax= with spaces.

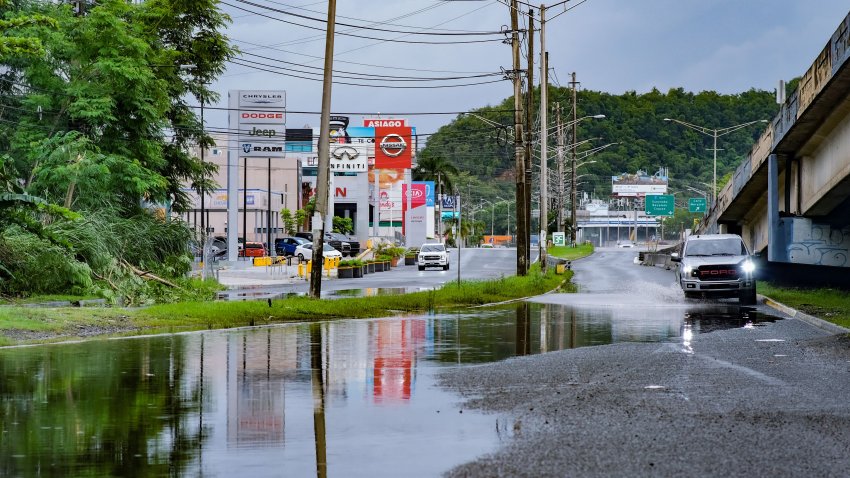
xmin=418 ymin=86 xmax=781 ymax=209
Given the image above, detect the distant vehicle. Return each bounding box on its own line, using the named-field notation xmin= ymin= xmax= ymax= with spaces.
xmin=275 ymin=236 xmax=309 ymax=256
xmin=417 ymin=243 xmax=449 ymax=271
xmin=617 ymin=241 xmax=635 ymax=248
xmin=294 ymin=242 xmax=342 ymax=262
xmin=670 ymin=233 xmax=757 ymax=305
xmin=480 ymin=243 xmax=494 ymax=249
xmin=239 ymin=242 xmax=266 ymax=258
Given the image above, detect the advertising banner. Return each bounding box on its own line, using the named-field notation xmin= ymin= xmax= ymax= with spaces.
xmin=363 ymin=118 xmax=409 ymax=128
xmin=329 ymin=143 xmax=369 ymax=172
xmin=611 ymin=172 xmax=668 ymax=197
xmin=285 ymin=128 xmax=313 ymax=152
xmin=375 ymin=126 xmax=412 ymax=169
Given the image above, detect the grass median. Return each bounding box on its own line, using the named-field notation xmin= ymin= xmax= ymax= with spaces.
xmin=0 ymin=265 xmax=577 ymax=346
xmin=759 ymin=283 xmax=850 ymax=329
xmin=548 ymin=243 xmax=594 ymax=261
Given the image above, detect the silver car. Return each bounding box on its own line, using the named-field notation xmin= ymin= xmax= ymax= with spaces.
xmin=418 ymin=243 xmax=450 ymax=271
xmin=671 ymin=234 xmax=757 ymax=305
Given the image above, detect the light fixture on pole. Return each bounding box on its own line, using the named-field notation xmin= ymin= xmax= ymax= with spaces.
xmin=663 ymin=118 xmax=768 ymax=203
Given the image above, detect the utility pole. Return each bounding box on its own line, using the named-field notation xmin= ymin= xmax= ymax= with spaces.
xmin=510 ymin=0 xmax=527 ymax=276
xmin=523 ymin=8 xmax=534 ymax=274
xmin=569 ymin=72 xmax=579 ymax=246
xmin=310 ymin=0 xmax=337 ymax=298
xmin=556 ymin=103 xmax=565 ymax=233
xmin=538 ymin=4 xmax=548 ymax=272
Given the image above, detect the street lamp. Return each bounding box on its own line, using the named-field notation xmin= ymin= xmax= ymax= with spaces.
xmin=479 ymin=198 xmax=496 ymax=237
xmin=663 ymin=118 xmax=768 ymax=203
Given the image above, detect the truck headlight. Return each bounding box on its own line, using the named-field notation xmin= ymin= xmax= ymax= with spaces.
xmin=741 ymin=261 xmax=755 ymax=273
xmin=683 ymin=265 xmax=693 ymax=274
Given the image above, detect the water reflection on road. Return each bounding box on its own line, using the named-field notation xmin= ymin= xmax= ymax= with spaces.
xmin=0 ymin=301 xmax=780 ymax=477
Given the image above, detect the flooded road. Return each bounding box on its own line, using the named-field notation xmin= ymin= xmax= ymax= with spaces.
xmin=0 ymin=302 xmax=783 ymax=476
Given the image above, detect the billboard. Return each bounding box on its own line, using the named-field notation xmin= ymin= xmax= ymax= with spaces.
xmin=611 ymin=171 xmax=668 ymax=197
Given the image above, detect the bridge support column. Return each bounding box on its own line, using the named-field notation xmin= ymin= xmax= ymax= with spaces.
xmin=768 ymin=154 xmax=788 ymax=262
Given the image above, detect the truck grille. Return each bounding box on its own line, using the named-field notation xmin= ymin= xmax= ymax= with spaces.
xmin=423 ymin=255 xmax=441 ymax=260
xmin=695 ymin=265 xmax=740 ymax=281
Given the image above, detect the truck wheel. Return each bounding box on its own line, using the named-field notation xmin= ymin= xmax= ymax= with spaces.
xmin=418 ymin=266 xmax=425 ymax=271
xmin=683 ymin=291 xmax=699 ymax=300
xmin=444 ymin=264 xmax=449 ymax=270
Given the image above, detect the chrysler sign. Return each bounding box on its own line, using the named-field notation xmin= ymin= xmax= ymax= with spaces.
xmin=231 ymin=89 xmax=287 ymax=157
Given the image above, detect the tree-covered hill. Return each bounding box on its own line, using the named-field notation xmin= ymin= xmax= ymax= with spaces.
xmin=418 ymin=86 xmax=780 ymax=202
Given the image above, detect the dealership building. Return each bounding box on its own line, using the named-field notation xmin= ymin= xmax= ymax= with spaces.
xmin=180 ymin=91 xmax=435 ymax=255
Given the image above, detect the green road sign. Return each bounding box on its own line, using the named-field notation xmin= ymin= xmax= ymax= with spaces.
xmin=645 ymin=194 xmax=675 ymax=216
xmin=552 ymin=232 xmax=566 ymax=246
xmin=688 ymin=197 xmax=707 ymax=213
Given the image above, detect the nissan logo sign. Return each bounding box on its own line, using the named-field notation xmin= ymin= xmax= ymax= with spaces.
xmin=379 ymin=134 xmax=407 ymax=157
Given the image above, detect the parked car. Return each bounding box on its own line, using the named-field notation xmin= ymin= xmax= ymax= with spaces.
xmin=296 ymin=231 xmax=357 ymax=257
xmin=417 ymin=243 xmax=450 ymax=271
xmin=294 ymin=242 xmax=342 ymax=262
xmin=239 ymin=242 xmax=267 ymax=258
xmin=671 ymin=233 xmax=757 ymax=304
xmin=275 ymin=236 xmax=309 ymax=256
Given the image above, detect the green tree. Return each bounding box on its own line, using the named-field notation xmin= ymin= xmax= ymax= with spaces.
xmin=280 ymin=208 xmax=296 ymax=235
xmin=332 ymin=216 xmax=353 ymax=234
xmin=413 ymin=152 xmax=459 ymax=198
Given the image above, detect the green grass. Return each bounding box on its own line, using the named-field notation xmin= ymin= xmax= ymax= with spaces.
xmin=0 ymin=267 xmax=573 ymax=345
xmin=548 ymin=243 xmax=594 ymax=261
xmin=0 ymin=294 xmax=100 ymax=305
xmin=759 ymin=283 xmax=850 ymax=329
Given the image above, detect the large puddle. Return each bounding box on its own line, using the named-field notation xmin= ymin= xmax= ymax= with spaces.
xmin=0 ymin=302 xmax=780 ymax=476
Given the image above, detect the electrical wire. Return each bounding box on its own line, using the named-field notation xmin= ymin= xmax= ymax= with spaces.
xmin=220 ymin=1 xmax=504 ymax=45
xmin=232 ymin=0 xmax=504 ymax=36
xmin=236 ymin=51 xmax=503 ymax=81
xmin=227 ymin=58 xmax=508 ymax=88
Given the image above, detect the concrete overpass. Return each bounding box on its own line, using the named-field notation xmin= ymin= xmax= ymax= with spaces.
xmin=699 ymin=10 xmax=850 ymax=280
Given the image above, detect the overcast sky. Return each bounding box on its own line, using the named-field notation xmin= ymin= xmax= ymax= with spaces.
xmin=212 ymin=0 xmax=850 ymax=139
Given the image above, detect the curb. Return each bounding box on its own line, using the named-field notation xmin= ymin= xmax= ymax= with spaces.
xmin=759 ymin=294 xmax=850 ymax=335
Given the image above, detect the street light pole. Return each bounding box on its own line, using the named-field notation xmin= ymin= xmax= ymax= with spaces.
xmin=663 ymin=118 xmax=768 ymax=203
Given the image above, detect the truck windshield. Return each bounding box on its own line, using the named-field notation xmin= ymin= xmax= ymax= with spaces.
xmin=685 ymin=238 xmax=747 ymax=256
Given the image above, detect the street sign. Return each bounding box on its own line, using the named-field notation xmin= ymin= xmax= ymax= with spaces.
xmin=552 ymin=232 xmax=566 ymax=246
xmin=688 ymin=197 xmax=707 ymax=213
xmin=644 ymin=194 xmax=675 ymax=216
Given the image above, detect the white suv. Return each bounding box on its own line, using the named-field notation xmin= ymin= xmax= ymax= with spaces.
xmin=418 ymin=243 xmax=450 ymax=271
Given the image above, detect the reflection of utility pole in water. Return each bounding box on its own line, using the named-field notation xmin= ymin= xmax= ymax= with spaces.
xmin=515 ymin=303 xmax=531 ymax=356
xmin=540 ymin=304 xmax=548 ymax=353
xmin=570 ymin=308 xmax=577 ymax=349
xmin=310 ymin=323 xmax=327 ymax=478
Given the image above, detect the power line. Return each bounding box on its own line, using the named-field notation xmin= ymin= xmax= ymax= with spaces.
xmin=220 ymin=1 xmax=505 ymax=45
xmin=232 ymin=0 xmax=504 ymax=36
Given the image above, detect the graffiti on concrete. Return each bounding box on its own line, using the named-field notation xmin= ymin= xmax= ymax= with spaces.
xmin=787 ymin=220 xmax=850 ymax=266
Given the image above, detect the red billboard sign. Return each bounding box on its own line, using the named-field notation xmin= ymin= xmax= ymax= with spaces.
xmin=374 ymin=127 xmax=412 ymax=169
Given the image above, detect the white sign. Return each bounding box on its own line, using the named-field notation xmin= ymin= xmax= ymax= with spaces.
xmin=553 ymin=232 xmax=566 ymax=246
xmin=239 ymin=111 xmax=285 ymax=125
xmin=238 ymin=91 xmax=286 ymax=107
xmin=329 ymin=144 xmax=369 ymax=172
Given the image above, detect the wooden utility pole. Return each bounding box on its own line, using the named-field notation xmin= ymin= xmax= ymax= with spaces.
xmin=310 ymin=0 xmax=337 ymax=298
xmin=569 ymin=72 xmax=579 ymax=246
xmin=538 ymin=5 xmax=548 ymax=272
xmin=510 ymin=0 xmax=527 ymax=276
xmin=556 ymin=103 xmax=565 ymax=232
xmin=523 ymin=8 xmax=534 ymax=274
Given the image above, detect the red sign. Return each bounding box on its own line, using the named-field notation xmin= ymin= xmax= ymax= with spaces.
xmin=364 ymin=118 xmax=408 ymax=128
xmin=374 ymin=127 xmax=412 ymax=169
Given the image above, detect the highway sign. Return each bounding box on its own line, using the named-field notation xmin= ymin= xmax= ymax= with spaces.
xmin=644 ymin=194 xmax=675 ymax=216
xmin=553 ymin=232 xmax=565 ymax=246
xmin=688 ymin=197 xmax=707 ymax=213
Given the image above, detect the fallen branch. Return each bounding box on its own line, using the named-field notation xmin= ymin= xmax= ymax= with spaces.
xmin=121 ymin=260 xmax=184 ymax=290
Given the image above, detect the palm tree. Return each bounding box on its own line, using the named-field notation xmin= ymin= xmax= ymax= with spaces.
xmin=412 ymin=153 xmax=458 ymax=198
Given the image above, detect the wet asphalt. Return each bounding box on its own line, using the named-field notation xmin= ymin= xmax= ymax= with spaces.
xmin=438 ymin=248 xmax=850 ymax=477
